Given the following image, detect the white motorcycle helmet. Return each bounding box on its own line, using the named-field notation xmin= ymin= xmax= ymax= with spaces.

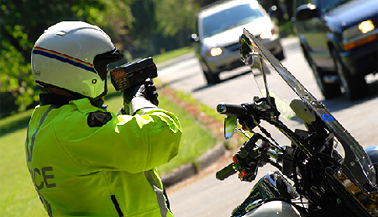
xmin=31 ymin=21 xmax=123 ymax=99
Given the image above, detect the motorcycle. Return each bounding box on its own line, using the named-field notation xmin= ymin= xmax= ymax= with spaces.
xmin=215 ymin=29 xmax=378 ymax=217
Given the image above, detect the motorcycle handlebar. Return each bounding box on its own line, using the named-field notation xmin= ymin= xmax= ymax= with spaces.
xmin=216 ymin=163 xmax=237 ymax=180
xmin=217 ymin=103 xmax=247 ymax=117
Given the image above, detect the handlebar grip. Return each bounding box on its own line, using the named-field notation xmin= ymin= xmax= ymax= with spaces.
xmin=216 ymin=163 xmax=236 ymax=180
xmin=217 ymin=103 xmax=246 ymax=116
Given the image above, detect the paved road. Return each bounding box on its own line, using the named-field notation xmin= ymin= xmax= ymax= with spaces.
xmin=157 ymin=37 xmax=378 ymax=217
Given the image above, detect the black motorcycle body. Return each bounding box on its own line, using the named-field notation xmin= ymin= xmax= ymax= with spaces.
xmin=215 ymin=29 xmax=378 ymax=217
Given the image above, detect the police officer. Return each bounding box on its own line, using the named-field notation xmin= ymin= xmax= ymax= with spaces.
xmin=26 ymin=21 xmax=182 ymax=216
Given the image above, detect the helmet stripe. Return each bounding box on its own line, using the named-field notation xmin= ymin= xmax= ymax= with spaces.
xmin=32 ymin=46 xmax=97 ymax=74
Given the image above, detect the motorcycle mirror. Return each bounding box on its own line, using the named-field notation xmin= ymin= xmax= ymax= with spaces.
xmin=289 ymin=99 xmax=316 ymax=125
xmin=224 ymin=115 xmax=237 ymax=139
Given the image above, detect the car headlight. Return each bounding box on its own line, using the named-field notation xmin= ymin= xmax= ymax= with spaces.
xmin=343 ymin=20 xmax=375 ymax=39
xmin=359 ymin=20 xmax=375 ymax=34
xmin=343 ymin=20 xmax=376 ymax=50
xmin=209 ymin=47 xmax=223 ymax=57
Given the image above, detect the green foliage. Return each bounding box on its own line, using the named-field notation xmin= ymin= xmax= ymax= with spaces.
xmin=0 ymin=0 xmax=134 ymax=117
xmin=0 ymin=0 xmax=202 ymax=118
xmin=130 ymin=0 xmax=157 ymax=38
xmin=96 ymin=0 xmax=135 ymax=51
xmin=278 ymin=21 xmax=295 ymax=38
xmin=155 ymin=0 xmax=200 ymax=47
xmin=0 ymin=39 xmax=38 ymax=117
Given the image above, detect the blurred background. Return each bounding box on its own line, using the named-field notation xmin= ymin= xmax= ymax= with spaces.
xmin=0 ymin=0 xmax=294 ymax=118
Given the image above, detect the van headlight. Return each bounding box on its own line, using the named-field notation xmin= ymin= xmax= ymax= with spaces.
xmin=260 ymin=27 xmax=277 ymax=39
xmin=209 ymin=47 xmax=223 ymax=57
xmin=260 ymin=30 xmax=273 ymax=39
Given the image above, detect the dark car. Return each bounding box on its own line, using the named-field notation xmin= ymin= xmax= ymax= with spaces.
xmin=293 ymin=0 xmax=378 ymax=100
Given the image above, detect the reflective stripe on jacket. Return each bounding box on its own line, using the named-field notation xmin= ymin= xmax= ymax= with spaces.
xmin=25 ymin=97 xmax=182 ymax=216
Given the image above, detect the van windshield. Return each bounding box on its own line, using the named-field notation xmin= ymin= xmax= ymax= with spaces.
xmin=202 ymin=3 xmax=264 ymax=38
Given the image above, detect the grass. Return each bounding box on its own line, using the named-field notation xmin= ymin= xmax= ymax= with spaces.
xmin=0 ymin=85 xmax=219 ymax=217
xmin=152 ymin=47 xmax=194 ymax=64
xmin=0 ymin=128 xmax=47 ymax=216
xmin=156 ymin=93 xmax=218 ymax=174
xmin=278 ymin=21 xmax=295 ymax=38
xmin=0 ymin=109 xmax=33 ymax=136
xmin=104 ymin=90 xmax=219 ymax=175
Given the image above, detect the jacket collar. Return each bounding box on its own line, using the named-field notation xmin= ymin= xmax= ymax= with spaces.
xmin=39 ymin=94 xmax=105 ymax=108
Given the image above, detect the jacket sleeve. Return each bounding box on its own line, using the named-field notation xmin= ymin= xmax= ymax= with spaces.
xmin=58 ymin=105 xmax=182 ymax=174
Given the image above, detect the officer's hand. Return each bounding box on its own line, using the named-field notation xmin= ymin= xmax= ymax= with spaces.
xmin=122 ymin=79 xmax=159 ymax=106
xmin=238 ymin=116 xmax=256 ymax=131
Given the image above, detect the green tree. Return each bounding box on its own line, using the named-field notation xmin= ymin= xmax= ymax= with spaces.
xmin=120 ymin=0 xmax=199 ymax=59
xmin=121 ymin=0 xmax=158 ymax=59
xmin=0 ymin=0 xmax=205 ymax=118
xmin=130 ymin=0 xmax=157 ymax=38
xmin=155 ymin=0 xmax=199 ymax=47
xmin=0 ymin=0 xmax=133 ymax=117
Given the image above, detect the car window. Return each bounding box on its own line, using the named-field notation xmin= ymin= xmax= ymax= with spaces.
xmin=320 ymin=0 xmax=352 ymax=13
xmin=201 ymin=3 xmax=264 ymax=38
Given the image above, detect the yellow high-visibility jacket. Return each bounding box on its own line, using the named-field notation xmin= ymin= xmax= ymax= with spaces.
xmin=25 ymin=95 xmax=182 ymax=217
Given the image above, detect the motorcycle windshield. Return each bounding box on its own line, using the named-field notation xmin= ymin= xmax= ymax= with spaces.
xmin=239 ymin=28 xmax=375 ymax=193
